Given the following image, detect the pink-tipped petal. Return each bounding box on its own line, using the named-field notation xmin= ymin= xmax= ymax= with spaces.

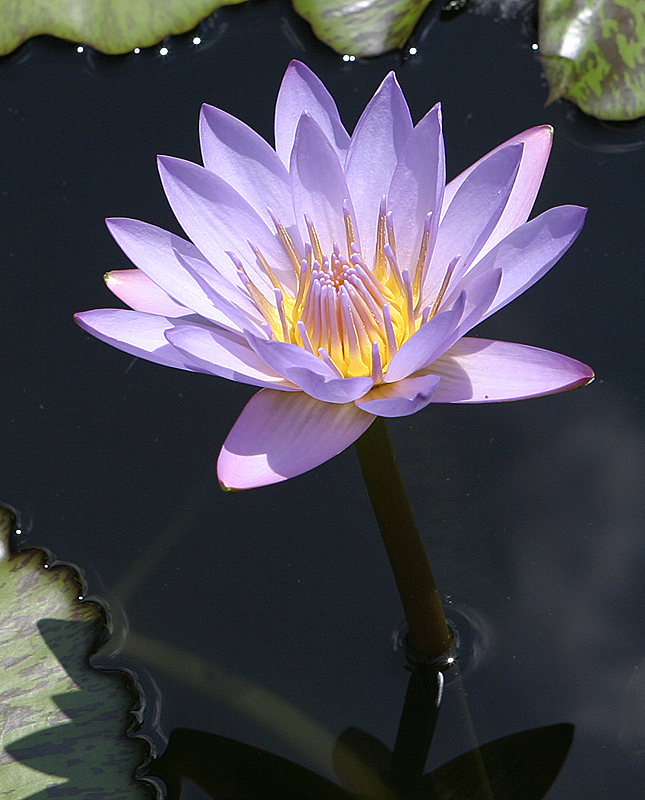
xmin=345 ymin=72 xmax=413 ymax=256
xmin=274 ymin=60 xmax=350 ymax=168
xmin=290 ymin=114 xmax=357 ymax=256
xmin=75 ymin=309 xmax=203 ymax=372
xmin=355 ymin=374 xmax=441 ymax=417
xmin=105 ymin=269 xmax=190 ymax=317
xmin=199 ymin=104 xmax=296 ymax=233
xmin=429 ymin=337 xmax=594 ymax=403
xmin=217 ymin=389 xmax=374 ymax=489
xmin=165 ymin=325 xmax=294 ymax=389
xmin=443 ymin=125 xmax=554 ymax=254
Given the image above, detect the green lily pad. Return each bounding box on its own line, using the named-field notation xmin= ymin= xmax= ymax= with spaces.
xmin=539 ymin=0 xmax=645 ymax=120
xmin=292 ymin=0 xmax=434 ymax=56
xmin=0 ymin=0 xmax=248 ymax=56
xmin=0 ymin=505 xmax=154 ymax=799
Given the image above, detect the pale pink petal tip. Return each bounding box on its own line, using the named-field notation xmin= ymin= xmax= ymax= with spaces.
xmin=105 ymin=269 xmax=189 ymax=317
xmin=217 ymin=389 xmax=374 ymax=490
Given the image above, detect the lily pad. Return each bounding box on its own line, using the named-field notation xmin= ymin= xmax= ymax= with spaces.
xmin=0 ymin=505 xmax=154 ymax=799
xmin=0 ymin=0 xmax=248 ymax=56
xmin=539 ymin=0 xmax=645 ymax=120
xmin=292 ymin=0 xmax=434 ymax=56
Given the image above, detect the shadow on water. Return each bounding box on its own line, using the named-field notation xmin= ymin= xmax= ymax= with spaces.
xmin=147 ymin=660 xmax=574 ymax=800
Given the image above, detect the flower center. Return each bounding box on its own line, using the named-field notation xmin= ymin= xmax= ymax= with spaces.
xmin=231 ymin=203 xmax=451 ymax=381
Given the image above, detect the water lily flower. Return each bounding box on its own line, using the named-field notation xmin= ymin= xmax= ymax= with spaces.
xmin=76 ymin=61 xmax=593 ymax=490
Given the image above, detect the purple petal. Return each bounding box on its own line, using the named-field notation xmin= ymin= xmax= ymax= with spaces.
xmin=428 ymin=337 xmax=594 ymax=402
xmin=105 ymin=269 xmax=189 ymax=318
xmin=432 ymin=268 xmax=502 ymax=354
xmin=199 ymin=104 xmax=297 ymax=235
xmin=443 ymin=125 xmax=554 ymax=254
xmin=157 ymin=156 xmax=293 ymax=293
xmin=246 ymin=334 xmax=373 ymax=402
xmin=384 ymin=297 xmax=465 ymax=383
xmin=75 ymin=309 xmax=204 ymax=372
xmin=173 ymin=248 xmax=266 ymax=335
xmin=387 ymin=103 xmax=445 ymax=274
xmin=165 ymin=325 xmax=294 ymax=389
xmin=287 ymin=370 xmax=374 ymax=403
xmin=290 ymin=114 xmax=357 ymax=256
xmin=345 ymin=72 xmax=413 ymax=257
xmin=274 ymin=60 xmax=350 ymax=168
xmin=217 ymin=389 xmax=375 ymax=489
xmin=106 ymin=217 xmax=247 ymax=329
xmin=455 ymin=205 xmax=587 ymax=319
xmin=355 ymin=374 xmax=441 ymax=417
xmin=423 ymin=143 xmax=523 ymax=302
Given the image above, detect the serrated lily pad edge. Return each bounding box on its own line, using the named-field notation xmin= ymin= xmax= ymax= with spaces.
xmin=0 ymin=504 xmax=158 ymax=799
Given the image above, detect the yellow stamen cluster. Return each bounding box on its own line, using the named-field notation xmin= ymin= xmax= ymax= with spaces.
xmin=235 ymin=205 xmax=445 ymax=380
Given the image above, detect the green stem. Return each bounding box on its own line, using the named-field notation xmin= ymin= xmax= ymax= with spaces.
xmin=355 ymin=416 xmax=452 ymax=660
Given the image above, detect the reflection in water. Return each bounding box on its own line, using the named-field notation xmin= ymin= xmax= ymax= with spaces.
xmin=558 ymin=105 xmax=645 ymax=154
xmin=502 ymin=388 xmax=645 ymax=789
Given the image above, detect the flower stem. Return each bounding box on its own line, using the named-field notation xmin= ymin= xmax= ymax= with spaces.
xmin=355 ymin=416 xmax=452 ymax=660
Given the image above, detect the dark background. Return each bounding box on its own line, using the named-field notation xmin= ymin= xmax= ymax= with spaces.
xmin=2 ymin=1 xmax=645 ymax=797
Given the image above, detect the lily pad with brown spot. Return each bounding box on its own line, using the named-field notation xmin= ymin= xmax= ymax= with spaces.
xmin=539 ymin=0 xmax=645 ymax=120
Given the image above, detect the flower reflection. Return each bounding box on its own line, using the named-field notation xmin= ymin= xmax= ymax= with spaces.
xmin=76 ymin=61 xmax=593 ymax=490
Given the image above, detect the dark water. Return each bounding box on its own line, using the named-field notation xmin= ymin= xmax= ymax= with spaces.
xmin=2 ymin=1 xmax=645 ymax=797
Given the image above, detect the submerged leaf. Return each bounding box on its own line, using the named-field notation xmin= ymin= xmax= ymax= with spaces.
xmin=0 ymin=505 xmax=153 ymax=799
xmin=539 ymin=0 xmax=645 ymax=120
xmin=292 ymin=0 xmax=434 ymax=56
xmin=0 ymin=0 xmax=248 ymax=56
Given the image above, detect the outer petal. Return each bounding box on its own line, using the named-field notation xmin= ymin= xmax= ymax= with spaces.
xmin=443 ymin=125 xmax=554 ymax=255
xmin=274 ymin=60 xmax=350 ymax=168
xmin=344 ymin=72 xmax=413 ymax=257
xmin=218 ymin=389 xmax=375 ymax=490
xmin=387 ymin=103 xmax=445 ymax=274
xmin=428 ymin=337 xmax=594 ymax=403
xmin=75 ymin=309 xmax=204 ymax=372
xmin=157 ymin=156 xmax=293 ymax=294
xmin=451 ymin=205 xmax=587 ymax=319
xmin=246 ymin=334 xmax=373 ymax=402
xmin=355 ymin=374 xmax=441 ymax=417
xmin=423 ymin=143 xmax=523 ymax=301
xmin=165 ymin=325 xmax=294 ymax=389
xmin=106 ymin=218 xmax=246 ymax=330
xmin=290 ymin=114 xmax=357 ymax=256
xmin=105 ymin=269 xmax=190 ymax=318
xmin=199 ymin=104 xmax=297 ymax=235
